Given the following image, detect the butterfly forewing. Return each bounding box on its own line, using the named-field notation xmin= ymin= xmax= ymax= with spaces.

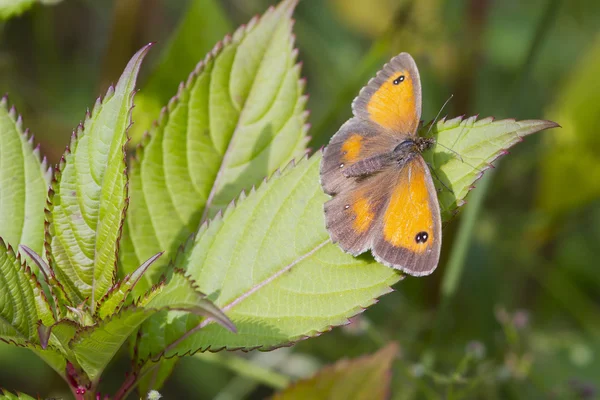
xmin=321 ymin=117 xmax=397 ymax=195
xmin=352 ymin=53 xmax=422 ymax=134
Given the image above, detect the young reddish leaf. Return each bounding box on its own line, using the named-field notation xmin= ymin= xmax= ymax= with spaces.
xmin=95 ymin=252 xmax=164 ymax=319
xmin=272 ymin=343 xmax=398 ymax=400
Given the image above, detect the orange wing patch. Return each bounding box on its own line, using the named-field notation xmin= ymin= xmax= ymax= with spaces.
xmin=382 ymin=162 xmax=433 ymax=253
xmin=352 ymin=196 xmax=375 ymax=233
xmin=341 ymin=134 xmax=363 ymax=163
xmin=367 ymin=71 xmax=418 ymax=133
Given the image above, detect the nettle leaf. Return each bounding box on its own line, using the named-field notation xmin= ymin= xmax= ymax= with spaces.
xmin=45 ymin=44 xmax=152 ymax=310
xmin=0 ymin=97 xmax=52 ymax=266
xmin=273 ymin=342 xmax=397 ymax=400
xmin=422 ymin=116 xmax=558 ymax=220
xmin=130 ymin=0 xmax=232 ymax=143
xmin=134 ymin=115 xmax=556 ymax=358
xmin=71 ymin=269 xmax=233 ymax=381
xmin=95 ymin=252 xmax=163 ymax=320
xmin=120 ymin=0 xmax=308 ymax=294
xmin=71 ymin=306 xmax=154 ymax=381
xmin=0 ymin=238 xmax=54 ymax=346
xmin=137 ymin=269 xmax=234 ymax=333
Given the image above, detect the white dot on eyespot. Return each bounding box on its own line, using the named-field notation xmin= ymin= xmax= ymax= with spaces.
xmin=344 ymin=205 xmax=350 ymax=209
xmin=339 ymin=163 xmax=344 ymax=168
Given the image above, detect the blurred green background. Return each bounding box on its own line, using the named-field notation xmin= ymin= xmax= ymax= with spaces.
xmin=1 ymin=0 xmax=599 ymax=398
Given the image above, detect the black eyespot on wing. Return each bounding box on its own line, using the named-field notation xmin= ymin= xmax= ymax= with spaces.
xmin=393 ymin=75 xmax=405 ymax=85
xmin=415 ymin=231 xmax=428 ymax=244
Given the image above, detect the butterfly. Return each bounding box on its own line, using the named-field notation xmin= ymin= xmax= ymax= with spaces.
xmin=320 ymin=53 xmax=441 ymax=276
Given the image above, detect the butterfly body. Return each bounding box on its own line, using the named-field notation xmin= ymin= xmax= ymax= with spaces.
xmin=320 ymin=53 xmax=442 ymax=276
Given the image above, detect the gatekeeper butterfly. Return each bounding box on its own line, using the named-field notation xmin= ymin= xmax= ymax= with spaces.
xmin=320 ymin=53 xmax=441 ymax=276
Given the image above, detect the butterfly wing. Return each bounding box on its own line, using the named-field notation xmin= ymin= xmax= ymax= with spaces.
xmin=324 ymin=168 xmax=397 ymax=256
xmin=321 ymin=117 xmax=398 ymax=195
xmin=352 ymin=53 xmax=422 ymax=134
xmin=372 ymin=155 xmax=441 ymax=276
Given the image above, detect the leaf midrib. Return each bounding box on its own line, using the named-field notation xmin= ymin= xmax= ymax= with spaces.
xmin=158 ymin=238 xmax=330 ymax=356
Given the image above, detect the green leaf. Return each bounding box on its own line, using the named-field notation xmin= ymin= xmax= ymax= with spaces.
xmin=71 ymin=306 xmax=154 ymax=381
xmin=0 ymin=388 xmax=38 ymax=400
xmin=138 ymin=269 xmax=235 ymax=333
xmin=45 ymin=44 xmax=152 ymax=310
xmin=0 ymin=237 xmax=54 ymax=346
xmin=40 ymin=319 xmax=78 ymax=356
xmin=0 ymin=97 xmax=52 ymax=266
xmin=135 ymin=115 xmax=556 ymax=358
xmin=130 ymin=0 xmax=232 ymax=143
xmin=19 ymin=245 xmax=70 ymax=318
xmin=422 ymin=116 xmax=559 ymax=220
xmin=96 ymin=252 xmax=163 ymax=320
xmin=272 ymin=342 xmax=398 ymax=400
xmin=71 ymin=269 xmax=232 ymax=381
xmin=120 ymin=0 xmax=308 ymax=294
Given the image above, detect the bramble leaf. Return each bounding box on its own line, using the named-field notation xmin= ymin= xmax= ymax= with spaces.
xmin=120 ymin=0 xmax=308 ymax=294
xmin=45 ymin=44 xmax=152 ymax=310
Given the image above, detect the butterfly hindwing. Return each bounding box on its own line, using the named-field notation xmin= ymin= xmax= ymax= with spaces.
xmin=372 ymin=155 xmax=441 ymax=276
xmin=324 ymin=168 xmax=398 ymax=256
xmin=352 ymin=53 xmax=422 ymax=135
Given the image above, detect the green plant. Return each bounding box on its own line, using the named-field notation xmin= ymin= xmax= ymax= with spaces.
xmin=0 ymin=0 xmax=557 ymax=398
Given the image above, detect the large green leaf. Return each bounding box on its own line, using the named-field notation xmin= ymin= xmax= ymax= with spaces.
xmin=422 ymin=116 xmax=559 ymax=220
xmin=0 ymin=97 xmax=52 ymax=263
xmin=120 ymin=0 xmax=308 ymax=293
xmin=272 ymin=342 xmax=398 ymax=400
xmin=45 ymin=44 xmax=152 ymax=310
xmin=129 ymin=0 xmax=232 ymax=143
xmin=134 ymin=116 xmax=556 ymax=361
xmin=70 ymin=269 xmax=233 ymax=381
xmin=0 ymin=237 xmax=54 ymax=346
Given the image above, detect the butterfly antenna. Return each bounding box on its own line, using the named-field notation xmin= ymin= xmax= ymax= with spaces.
xmin=426 ymin=94 xmax=454 ymax=137
xmin=426 ymin=94 xmax=466 ymax=164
